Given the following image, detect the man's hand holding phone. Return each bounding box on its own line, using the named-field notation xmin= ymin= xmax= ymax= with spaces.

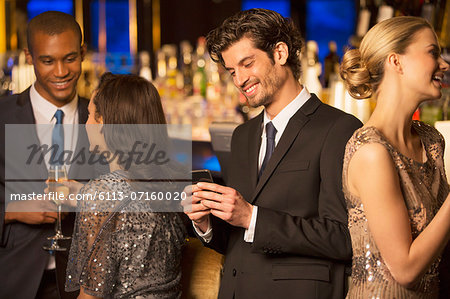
xmin=194 ymin=182 xmax=253 ymax=229
xmin=184 ymin=169 xmax=253 ymax=231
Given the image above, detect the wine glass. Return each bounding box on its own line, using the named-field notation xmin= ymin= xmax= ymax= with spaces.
xmin=43 ymin=164 xmax=71 ymax=252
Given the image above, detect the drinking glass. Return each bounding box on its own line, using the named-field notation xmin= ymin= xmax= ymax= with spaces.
xmin=43 ymin=164 xmax=71 ymax=251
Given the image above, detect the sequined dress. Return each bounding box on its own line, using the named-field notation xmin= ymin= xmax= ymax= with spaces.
xmin=66 ymin=171 xmax=186 ymax=298
xmin=343 ymin=121 xmax=449 ymax=299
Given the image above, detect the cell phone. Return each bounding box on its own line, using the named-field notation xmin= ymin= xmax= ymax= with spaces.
xmin=191 ymin=169 xmax=213 ymax=184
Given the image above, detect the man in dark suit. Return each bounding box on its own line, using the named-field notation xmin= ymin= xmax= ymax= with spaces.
xmin=0 ymin=11 xmax=91 ymax=299
xmin=184 ymin=9 xmax=363 ymax=298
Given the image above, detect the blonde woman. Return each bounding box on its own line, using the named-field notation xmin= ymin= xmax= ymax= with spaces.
xmin=340 ymin=16 xmax=450 ymax=298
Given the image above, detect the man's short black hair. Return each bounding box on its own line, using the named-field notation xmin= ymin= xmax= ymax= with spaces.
xmin=27 ymin=11 xmax=83 ymax=54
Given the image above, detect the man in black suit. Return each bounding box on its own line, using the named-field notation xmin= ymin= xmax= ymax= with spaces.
xmin=0 ymin=11 xmax=90 ymax=299
xmin=184 ymin=9 xmax=363 ymax=298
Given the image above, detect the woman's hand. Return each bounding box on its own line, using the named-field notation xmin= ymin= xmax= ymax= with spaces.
xmin=182 ymin=184 xmax=211 ymax=233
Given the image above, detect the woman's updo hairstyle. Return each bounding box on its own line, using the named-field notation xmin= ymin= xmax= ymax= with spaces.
xmin=340 ymin=16 xmax=432 ymax=99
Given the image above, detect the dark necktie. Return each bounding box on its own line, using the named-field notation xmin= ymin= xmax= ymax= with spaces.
xmin=259 ymin=121 xmax=277 ymax=178
xmin=51 ymin=109 xmax=64 ymax=165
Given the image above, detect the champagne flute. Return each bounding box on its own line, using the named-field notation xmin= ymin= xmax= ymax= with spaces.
xmin=43 ymin=164 xmax=71 ymax=251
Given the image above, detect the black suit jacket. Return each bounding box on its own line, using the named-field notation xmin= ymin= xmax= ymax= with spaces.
xmin=202 ymin=95 xmax=363 ymax=299
xmin=0 ymin=87 xmax=97 ymax=299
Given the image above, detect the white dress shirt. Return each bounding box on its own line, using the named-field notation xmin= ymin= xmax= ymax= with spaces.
xmin=195 ymin=87 xmax=311 ymax=243
xmin=30 ymin=83 xmax=79 ymax=173
xmin=29 ymin=83 xmax=79 ymax=269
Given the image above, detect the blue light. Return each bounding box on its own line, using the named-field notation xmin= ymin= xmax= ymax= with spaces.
xmin=27 ymin=0 xmax=73 ymax=20
xmin=90 ymin=1 xmax=130 ymax=53
xmin=306 ymin=0 xmax=355 ymax=65
xmin=175 ymin=153 xmax=189 ymax=164
xmin=7 ymin=57 xmax=14 ymax=69
xmin=90 ymin=0 xmax=132 ymax=73
xmin=242 ymin=0 xmax=290 ymax=17
xmin=202 ymin=156 xmax=221 ymax=172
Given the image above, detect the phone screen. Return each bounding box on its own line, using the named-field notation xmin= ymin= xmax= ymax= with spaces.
xmin=191 ymin=169 xmax=213 ymax=184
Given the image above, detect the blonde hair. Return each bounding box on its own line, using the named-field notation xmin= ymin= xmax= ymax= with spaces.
xmin=340 ymin=16 xmax=432 ymax=99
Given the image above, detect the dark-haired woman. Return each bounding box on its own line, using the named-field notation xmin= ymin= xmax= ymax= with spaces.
xmin=65 ymin=73 xmax=186 ymax=299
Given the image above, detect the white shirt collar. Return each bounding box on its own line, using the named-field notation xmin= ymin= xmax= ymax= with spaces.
xmin=262 ymin=87 xmax=311 ymax=140
xmin=30 ymin=83 xmax=78 ymax=124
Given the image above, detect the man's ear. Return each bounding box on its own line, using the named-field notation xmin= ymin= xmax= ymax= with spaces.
xmin=80 ymin=44 xmax=87 ymax=62
xmin=24 ymin=48 xmax=33 ymax=65
xmin=273 ymin=42 xmax=289 ymax=65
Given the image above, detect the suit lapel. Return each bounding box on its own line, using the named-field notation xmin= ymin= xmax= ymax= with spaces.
xmin=250 ymin=94 xmax=322 ymax=203
xmin=14 ymin=88 xmax=48 ymax=179
xmin=77 ymin=97 xmax=89 ymax=123
xmin=16 ymin=88 xmax=36 ymax=125
xmin=69 ymin=97 xmax=88 ymax=178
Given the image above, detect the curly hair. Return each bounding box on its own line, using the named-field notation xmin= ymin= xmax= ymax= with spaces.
xmin=340 ymin=16 xmax=432 ymax=99
xmin=206 ymin=8 xmax=303 ymax=80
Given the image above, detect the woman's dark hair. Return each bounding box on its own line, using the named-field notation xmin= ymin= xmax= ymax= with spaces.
xmin=92 ymin=73 xmax=185 ymax=211
xmin=93 ymin=73 xmax=171 ymax=181
xmin=93 ymin=72 xmax=166 ymax=125
xmin=206 ymin=8 xmax=303 ymax=80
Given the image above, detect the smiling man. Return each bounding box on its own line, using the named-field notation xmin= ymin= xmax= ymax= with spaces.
xmin=25 ymin=28 xmax=83 ymax=107
xmin=184 ymin=9 xmax=363 ymax=299
xmin=0 ymin=11 xmax=89 ymax=299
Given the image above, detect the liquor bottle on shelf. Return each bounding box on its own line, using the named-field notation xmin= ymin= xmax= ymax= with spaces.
xmin=376 ymin=0 xmax=394 ymax=23
xmin=138 ymin=51 xmax=152 ymax=82
xmin=0 ymin=53 xmax=12 ymax=97
xmin=193 ymin=59 xmax=207 ymax=98
xmin=206 ymin=61 xmax=221 ymax=102
xmin=163 ymin=44 xmax=181 ymax=99
xmin=155 ymin=48 xmax=169 ymax=98
xmin=180 ymin=40 xmax=194 ymax=97
xmin=356 ymin=0 xmax=372 ymax=38
xmin=421 ymin=0 xmax=436 ymax=26
xmin=351 ymin=0 xmax=378 ymax=48
xmin=322 ymin=41 xmax=340 ymax=88
xmin=11 ymin=51 xmax=35 ymax=94
xmin=301 ymin=40 xmax=322 ymax=97
xmin=435 ymin=0 xmax=449 ymax=47
xmin=193 ymin=37 xmax=208 ymax=98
